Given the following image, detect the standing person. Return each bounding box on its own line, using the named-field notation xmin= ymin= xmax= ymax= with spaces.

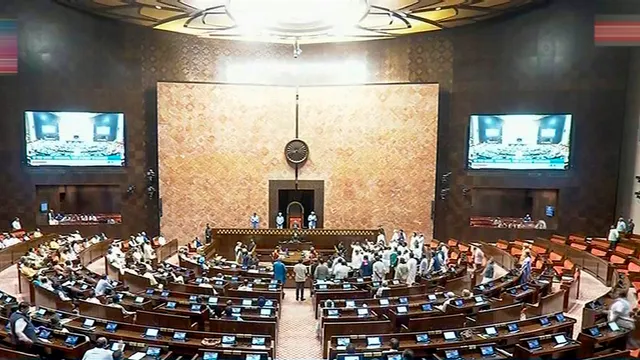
xmin=376 ymin=228 xmax=386 ymax=246
xmin=205 ymin=223 xmax=212 ymax=244
xmin=419 ymin=254 xmax=429 ymax=277
xmin=608 ymin=290 xmax=635 ymax=330
xmin=307 ymin=211 xmax=318 ymax=229
xmin=482 ymin=258 xmax=495 ymax=284
xmin=628 ymin=218 xmax=635 ymax=235
xmin=273 ymin=259 xmax=286 ymax=287
xmin=617 ymin=217 xmax=627 ymax=233
xmin=395 ymin=257 xmax=409 ymax=282
xmin=9 ymin=302 xmax=37 ymax=352
xmin=406 ymin=253 xmax=417 ymax=285
xmin=276 ymin=212 xmax=285 ymax=229
xmin=608 ymin=225 xmax=620 ymax=250
xmin=11 ymin=217 xmax=21 ymax=231
xmin=520 ymin=251 xmax=532 ymax=284
xmin=372 ymin=256 xmax=386 ymax=282
xmin=314 ymin=258 xmax=330 ymax=281
xmin=250 ymin=213 xmax=260 ymax=229
xmin=293 ymin=259 xmax=307 ymax=301
xmin=360 ymin=255 xmax=373 ymax=277
xmin=473 ymin=246 xmax=485 ymax=271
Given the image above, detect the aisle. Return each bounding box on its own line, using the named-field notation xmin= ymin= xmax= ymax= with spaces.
xmin=277 ymin=288 xmax=323 ymax=360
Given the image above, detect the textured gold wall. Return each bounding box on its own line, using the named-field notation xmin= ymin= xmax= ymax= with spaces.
xmin=158 ymin=83 xmax=438 ymax=241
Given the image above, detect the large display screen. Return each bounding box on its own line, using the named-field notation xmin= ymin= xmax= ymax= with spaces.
xmin=25 ymin=111 xmax=125 ymax=166
xmin=467 ymin=114 xmax=572 ymax=170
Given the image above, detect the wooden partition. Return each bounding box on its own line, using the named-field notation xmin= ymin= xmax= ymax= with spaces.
xmin=122 ymin=272 xmax=152 ymax=293
xmin=157 ymin=238 xmax=179 ymax=262
xmin=136 ymin=309 xmax=197 ymax=330
xmin=212 ymin=228 xmax=377 ymax=260
xmin=79 ymin=239 xmax=114 ymax=267
xmin=474 ymin=303 xmax=522 ymax=325
xmin=0 ymin=235 xmax=55 ymax=272
xmin=406 ymin=313 xmax=468 ymax=332
xmin=77 ymin=299 xmax=129 ymax=323
xmin=322 ymin=320 xmax=392 ymax=357
xmin=208 ymin=318 xmax=277 ymax=344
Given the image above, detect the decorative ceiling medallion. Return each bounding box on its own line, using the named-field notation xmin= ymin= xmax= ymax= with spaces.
xmin=285 ymin=139 xmax=309 ymax=165
xmin=54 ymin=0 xmax=547 ymax=44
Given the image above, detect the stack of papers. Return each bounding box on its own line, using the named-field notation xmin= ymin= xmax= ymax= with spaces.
xmin=128 ymin=352 xmax=146 ymax=360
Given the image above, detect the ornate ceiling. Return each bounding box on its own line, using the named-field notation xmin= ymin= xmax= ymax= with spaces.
xmin=55 ymin=0 xmax=547 ymax=44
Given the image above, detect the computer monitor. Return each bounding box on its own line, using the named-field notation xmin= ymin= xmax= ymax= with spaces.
xmin=318 ymin=284 xmax=328 ymax=290
xmin=265 ymin=300 xmax=273 ymax=306
xmin=160 ymin=290 xmax=169 ymax=297
xmin=357 ymin=308 xmax=369 ymax=316
xmin=134 ymin=297 xmax=144 ymax=303
xmin=478 ymin=284 xmax=485 ymax=291
xmin=82 ymin=319 xmax=95 ymax=328
xmin=144 ymin=328 xmax=159 ymax=338
xmin=379 ymin=298 xmax=389 ymax=306
xmin=81 ymin=284 xmax=89 ymax=290
xmin=357 ymin=278 xmax=364 ymax=283
xmin=444 ymin=349 xmax=460 ymax=360
xmin=475 ymin=296 xmax=484 ymax=303
xmin=454 ymin=299 xmax=464 ymax=307
xmin=64 ymin=335 xmax=79 ymax=346
xmin=208 ymin=297 xmax=219 ymax=304
xmin=146 ymin=347 xmax=161 ymax=357
xmin=189 ymin=295 xmax=198 ymax=303
xmin=555 ymin=313 xmax=566 ymax=322
xmin=540 ymin=317 xmax=550 ymax=326
xmin=428 ymin=294 xmax=437 ymax=301
xmin=146 ymin=289 xmax=154 ymax=295
xmin=268 ymin=284 xmax=277 ymax=290
xmin=396 ymin=306 xmax=408 ymax=313
xmin=341 ymin=356 xmax=361 ymax=360
xmin=260 ymin=308 xmax=272 ymax=317
xmin=343 ymin=284 xmax=352 ymax=289
xmin=246 ymin=354 xmax=261 ymax=360
xmin=589 ymin=327 xmax=601 ymax=337
xmin=111 ymin=342 xmax=125 ymax=352
xmin=173 ymin=332 xmax=186 ymax=341
xmin=105 ymin=323 xmax=117 ymax=332
xmin=416 ymin=334 xmax=429 ymax=343
xmin=372 ymin=281 xmax=380 ymax=287
xmin=399 ymin=297 xmax=408 ymax=304
xmin=337 ymin=337 xmax=351 ymax=346
xmin=195 ymin=278 xmax=203 ymax=284
xmin=166 ymin=302 xmax=177 ymax=309
xmin=222 ymin=335 xmax=236 ymax=345
xmin=38 ymin=329 xmax=52 ymax=339
xmin=609 ymin=322 xmax=621 ymax=332
xmin=345 ymin=300 xmax=356 ymax=308
xmin=508 ymin=288 xmax=517 ymax=295
xmin=443 ymin=331 xmax=457 ymax=341
xmin=485 ymin=327 xmax=497 ymax=336
xmin=242 ymin=299 xmax=253 ymax=306
xmin=203 ymin=352 xmax=219 ymax=360
xmin=232 ymin=307 xmax=241 ymax=314
xmin=554 ymin=334 xmax=567 ymax=344
xmin=252 ymin=337 xmax=266 ymax=346
xmin=392 ymin=279 xmax=400 ymax=285
xmin=215 ymin=280 xmax=224 ymax=286
xmin=527 ymin=339 xmax=540 ymax=349
xmin=480 ymin=346 xmax=495 ymax=356
xmin=36 ymin=308 xmax=46 ymax=317
xmin=421 ymin=303 xmax=433 ymax=311
xmin=521 ymin=284 xmax=529 ymax=291
xmin=387 ymin=354 xmax=402 ymax=360
xmin=367 ymin=337 xmax=381 ymax=347
xmin=327 ymin=309 xmax=339 ymax=317
xmin=191 ymin=304 xmax=201 ymax=312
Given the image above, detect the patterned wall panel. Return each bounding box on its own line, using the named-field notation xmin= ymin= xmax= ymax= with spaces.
xmin=298 ymin=84 xmax=439 ymax=235
xmin=158 ymin=83 xmax=438 ymax=242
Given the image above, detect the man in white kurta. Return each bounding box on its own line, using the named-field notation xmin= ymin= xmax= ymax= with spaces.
xmin=406 ymin=253 xmax=418 ymax=285
xmin=276 ymin=213 xmax=285 ymax=229
xmin=351 ymin=249 xmax=363 ymax=270
xmin=372 ymin=256 xmax=386 ymax=282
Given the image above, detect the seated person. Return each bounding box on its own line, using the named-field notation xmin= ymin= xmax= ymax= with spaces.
xmin=237 ymin=279 xmax=252 ymax=291
xmin=49 ymin=314 xmax=69 ymax=333
xmin=85 ymin=291 xmax=101 ymax=304
xmin=108 ymin=295 xmax=135 ymax=316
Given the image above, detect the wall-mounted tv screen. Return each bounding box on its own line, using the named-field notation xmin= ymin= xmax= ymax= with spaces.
xmin=467 ymin=114 xmax=572 ymax=170
xmin=25 ymin=111 xmax=125 ymax=166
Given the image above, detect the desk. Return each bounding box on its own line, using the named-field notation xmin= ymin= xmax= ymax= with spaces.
xmin=327 ymin=313 xmax=576 ymax=359
xmin=433 ymin=343 xmax=509 ymax=360
xmin=577 ymin=321 xmax=629 ymax=358
xmin=513 ymin=333 xmax=581 ymax=360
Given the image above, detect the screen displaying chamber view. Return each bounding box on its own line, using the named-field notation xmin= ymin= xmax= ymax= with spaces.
xmin=467 ymin=114 xmax=572 ymax=170
xmin=25 ymin=111 xmax=125 ymax=166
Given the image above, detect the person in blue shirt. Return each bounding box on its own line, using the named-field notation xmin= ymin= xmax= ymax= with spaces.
xmin=273 ymin=259 xmax=286 ymax=287
xmin=360 ymin=255 xmax=373 ymax=277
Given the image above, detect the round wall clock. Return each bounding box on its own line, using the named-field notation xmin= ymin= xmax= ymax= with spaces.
xmin=284 ymin=139 xmax=309 ymax=165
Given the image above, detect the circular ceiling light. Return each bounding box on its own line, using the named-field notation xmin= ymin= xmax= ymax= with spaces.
xmin=226 ymin=0 xmax=370 ymax=37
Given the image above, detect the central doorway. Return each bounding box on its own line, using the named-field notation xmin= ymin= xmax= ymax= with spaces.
xmin=278 ymin=189 xmax=314 ymax=228
xmin=269 ymin=180 xmax=324 ymax=228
